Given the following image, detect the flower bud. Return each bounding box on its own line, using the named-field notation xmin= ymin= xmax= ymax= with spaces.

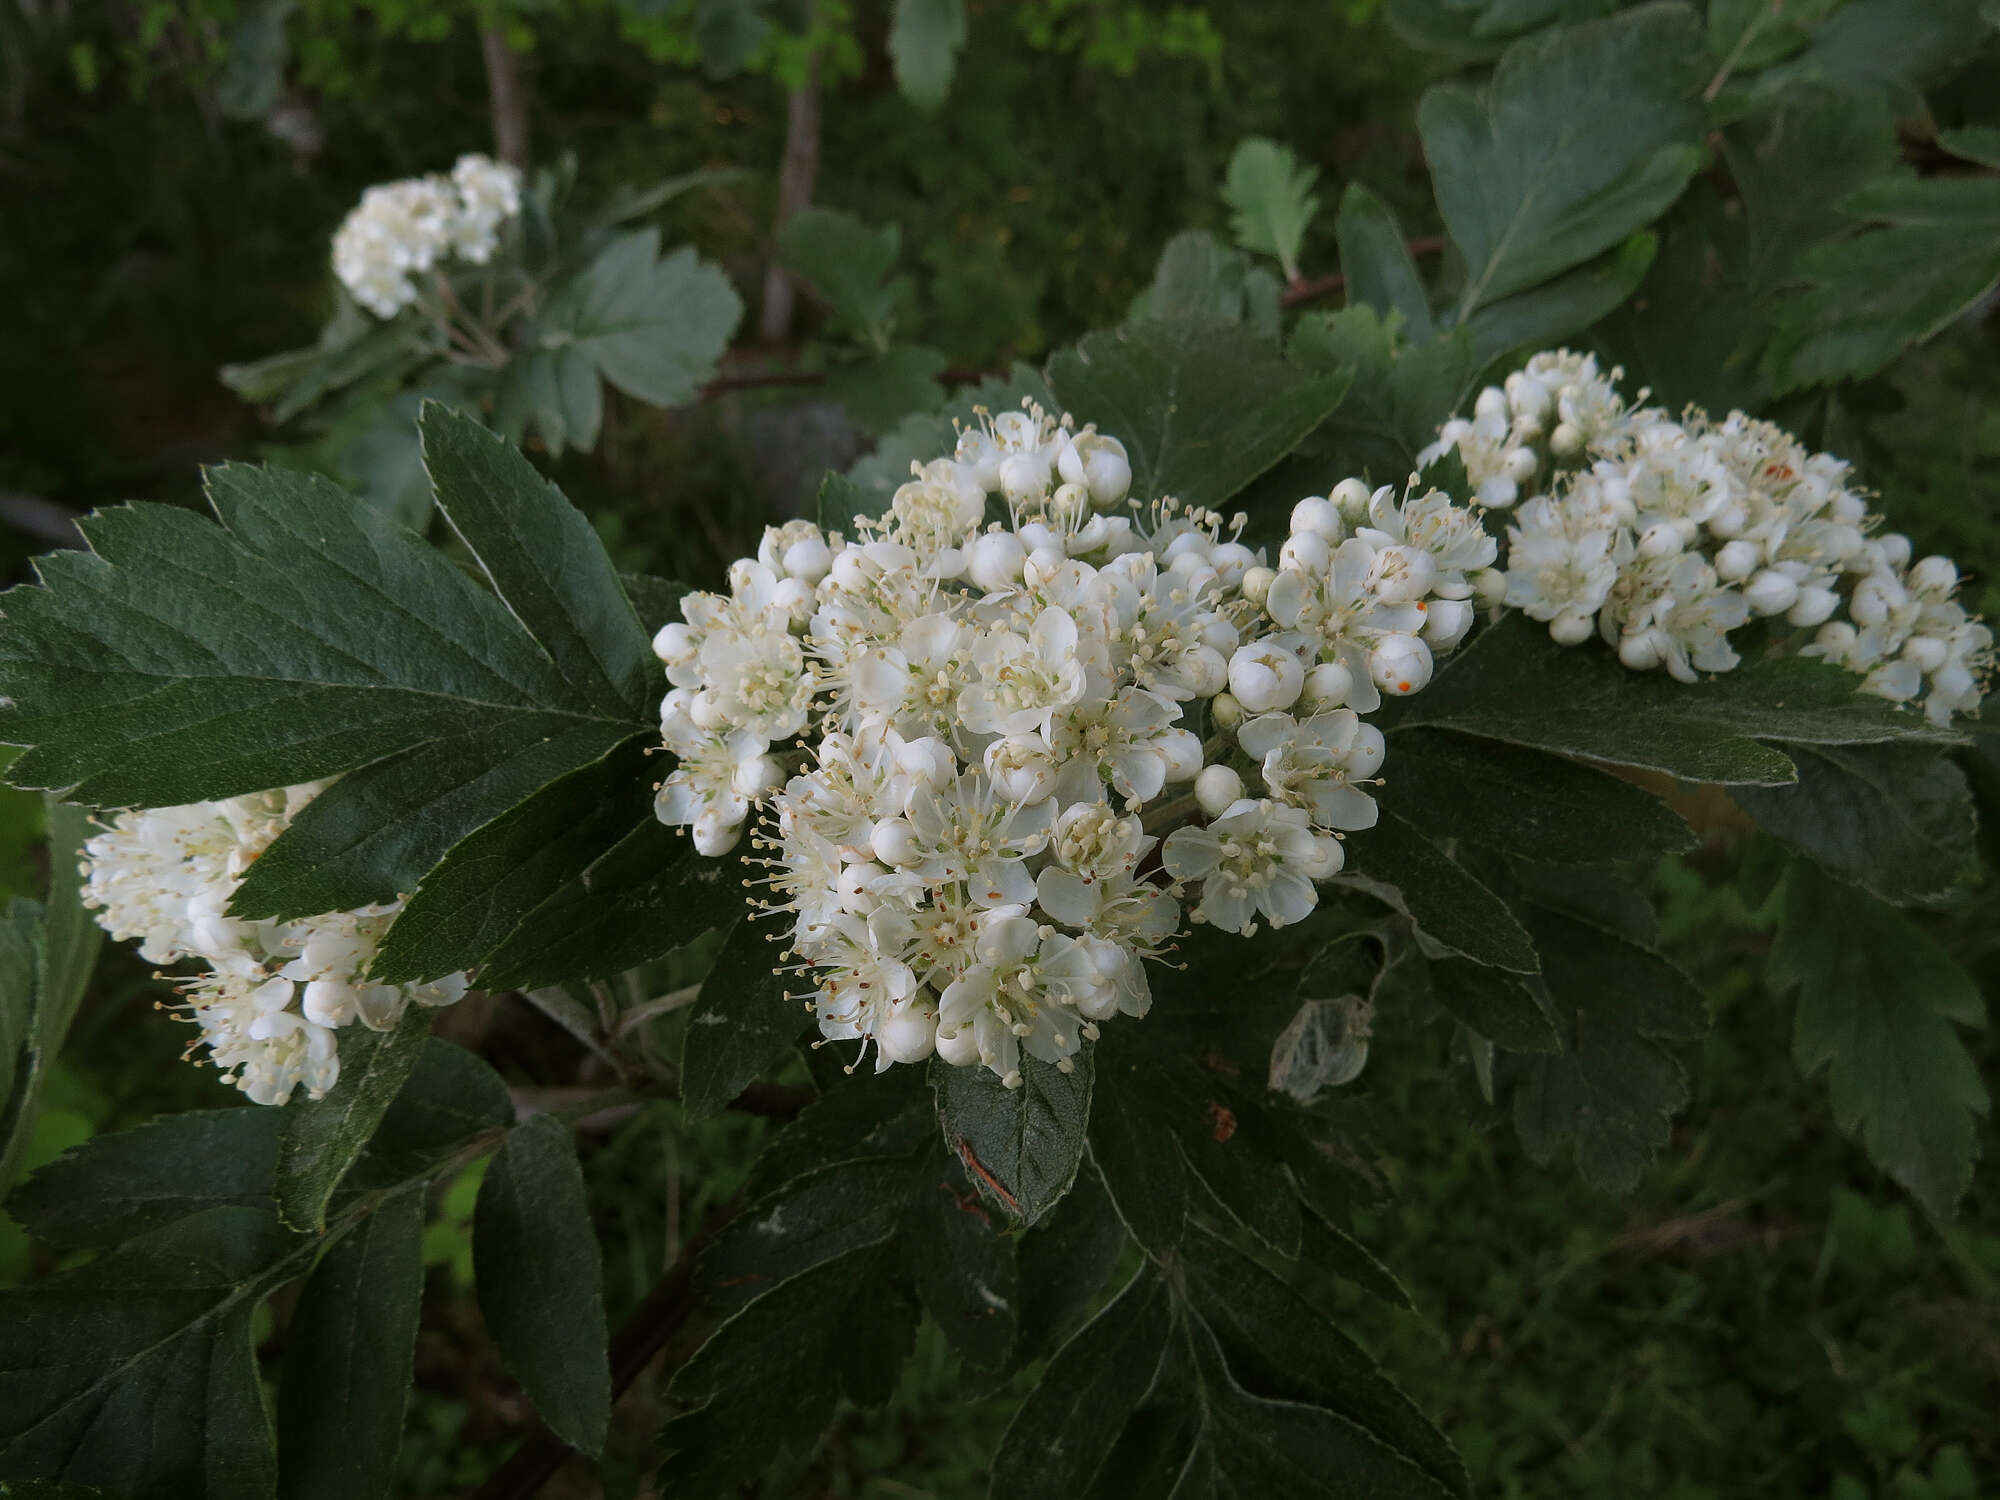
xmin=934 ymin=1021 xmax=980 ymax=1067
xmin=1290 ymin=496 xmax=1342 ymax=541
xmin=1503 ymin=446 xmax=1539 ymax=484
xmin=999 ymin=451 xmax=1053 ymax=505
xmin=1183 ymin=644 xmax=1229 ymax=698
xmin=1638 ymin=521 xmax=1684 ymax=558
xmin=1909 ymin=555 xmax=1958 ymax=596
xmin=652 ymin=621 xmax=696 ymax=666
xmin=1618 ymin=630 xmax=1664 ymax=671
xmin=1783 ymin=585 xmax=1836 ymax=629
xmin=1195 ymin=764 xmax=1244 ymax=817
xmin=1550 ymin=422 xmax=1583 ymax=456
xmin=1714 ymin=540 xmax=1761 ymax=582
xmin=1903 ymin=634 xmax=1950 ymax=673
xmin=1368 ymin=633 xmax=1432 ymax=696
xmin=1158 ymin=729 xmax=1204 ymax=783
xmin=782 ymin=534 xmax=832 ymax=583
xmin=1228 ymin=643 xmax=1305 ymax=712
xmin=1330 ymin=478 xmax=1373 ymax=523
xmin=1240 ymin=565 xmax=1277 ymax=608
xmin=1876 ymin=533 xmax=1913 ymax=571
xmin=1301 ymin=660 xmax=1353 ymax=710
xmin=1744 ymin=569 xmax=1800 ymax=616
xmin=1549 ymin=609 xmax=1594 ymax=646
xmin=1472 ymin=567 xmax=1508 ymax=609
xmin=303 ymin=979 xmax=357 ymax=1028
xmin=692 ymin=811 xmax=742 ymax=857
xmin=1476 ymin=474 xmax=1520 ymax=509
xmin=967 ymin=531 xmax=1027 ymax=592
xmin=1474 ymin=385 xmax=1508 ymax=422
xmin=1209 ymin=691 xmax=1246 ymax=729
xmin=1300 ymin=833 xmax=1345 ymax=880
xmin=870 ymin=816 xmax=921 ymax=867
xmin=1814 ymin=621 xmax=1859 ymax=657
xmin=1279 ymin=530 xmax=1331 ymax=574
xmin=876 ymin=999 xmax=938 ymax=1065
xmin=1422 ymin=597 xmax=1475 ymax=649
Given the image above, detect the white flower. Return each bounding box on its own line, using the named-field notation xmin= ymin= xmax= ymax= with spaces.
xmin=1238 ymin=710 xmax=1385 ymax=830
xmin=82 ymin=783 xmax=466 ymax=1105
xmin=1162 ymin=798 xmax=1324 ymax=935
xmin=958 ymin=608 xmax=1088 ymax=737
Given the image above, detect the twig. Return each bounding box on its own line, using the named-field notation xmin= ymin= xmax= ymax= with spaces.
xmin=466 ymin=1198 xmax=743 ymax=1500
xmin=759 ymin=2 xmax=822 ymax=345
xmin=479 ymin=21 xmax=531 ymax=169
xmin=1278 ymin=236 xmax=1446 ymax=309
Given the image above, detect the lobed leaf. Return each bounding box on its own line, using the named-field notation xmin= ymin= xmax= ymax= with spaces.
xmin=1770 ymin=863 xmax=1987 ymax=1216
xmin=1420 ymin=2 xmax=1707 ymax=318
xmin=678 ymin=915 xmax=808 ymax=1121
xmin=1222 ymin=137 xmax=1321 ymax=282
xmin=1046 ymin=319 xmax=1349 ymax=511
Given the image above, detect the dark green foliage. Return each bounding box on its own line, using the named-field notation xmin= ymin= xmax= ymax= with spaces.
xmin=679 ymin=916 xmax=807 ymax=1120
xmin=274 ymin=1007 xmax=432 ymax=1232
xmin=932 ymin=1049 xmax=1093 ymax=1226
xmin=473 ymin=1114 xmax=613 ymax=1455
xmin=1046 ymin=319 xmax=1350 ymax=510
xmin=1770 ymin=862 xmax=1988 ymax=1215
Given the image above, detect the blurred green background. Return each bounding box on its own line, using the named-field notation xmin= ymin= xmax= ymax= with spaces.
xmin=1 ymin=1 xmax=1995 ymax=1495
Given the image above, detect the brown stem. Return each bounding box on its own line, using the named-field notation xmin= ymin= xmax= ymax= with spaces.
xmin=758 ymin=18 xmax=822 ymax=345
xmin=479 ymin=21 xmax=531 ymax=169
xmin=1278 ymin=236 xmax=1447 ymax=309
xmin=465 ymin=1198 xmax=742 ymax=1500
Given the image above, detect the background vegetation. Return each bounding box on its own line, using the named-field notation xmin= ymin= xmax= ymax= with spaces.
xmin=1 ymin=1 xmax=1996 ymax=1495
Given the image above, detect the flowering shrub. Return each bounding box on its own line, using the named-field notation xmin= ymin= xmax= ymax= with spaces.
xmin=3 ymin=4 xmax=1997 ymax=1496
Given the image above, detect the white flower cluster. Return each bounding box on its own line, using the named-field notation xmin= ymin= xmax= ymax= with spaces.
xmin=1422 ymin=351 xmax=1992 ymax=723
xmin=331 ymin=153 xmax=523 ymax=319
xmin=81 ymin=787 xmax=466 ymax=1105
xmin=650 ymin=403 xmax=1490 ymax=1085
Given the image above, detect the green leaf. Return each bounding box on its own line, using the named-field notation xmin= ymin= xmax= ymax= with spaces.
xmin=1334 ymin=183 xmax=1434 ymax=344
xmin=1046 ymin=319 xmax=1349 ymax=511
xmin=1133 ymin=231 xmax=1284 ymax=338
xmin=0 ymin=1207 xmax=298 ymax=1498
xmin=543 ymin=229 xmax=741 ymax=407
xmin=275 ymin=1189 xmax=424 ymax=1500
xmin=1011 ymin=1161 xmax=1127 ymax=1365
xmin=0 ymin=462 xmax=654 ymax=924
xmin=1463 ymin=232 xmax=1657 ymax=371
xmin=661 ymin=1076 xmax=989 ymax=1491
xmin=1938 ymin=125 xmax=2000 ymax=170
xmin=5 ymin=1109 xmax=280 ymax=1249
xmin=989 ymin=1269 xmax=1174 ymax=1496
xmin=1397 ymin=613 xmax=1956 ymax=785
xmin=1770 ymin=863 xmax=1987 ymax=1215
xmin=424 ymin=404 xmax=656 ymax=717
xmin=1290 ymin=306 xmax=1480 ymax=479
xmin=679 ymin=916 xmax=805 ymax=1121
xmin=777 ymin=209 xmax=905 ymax=348
xmin=473 ymin=1114 xmax=612 ymax=1457
xmin=1734 ymin=742 xmax=1978 ymax=906
xmin=473 ymin=818 xmax=748 ymax=991
xmin=824 ymin=343 xmax=950 ymax=433
xmin=932 ymin=1049 xmax=1092 ymax=1227
xmin=1708 ymin=0 xmax=1841 ymax=72
xmin=1741 ymin=0 xmax=1988 ymax=113
xmin=889 ymin=0 xmax=967 ymax=110
xmin=816 ymin=472 xmax=871 ymax=534
xmin=1424 ymin=954 xmax=1561 ymax=1053
xmin=0 ymin=1041 xmax=508 ymax=1495
xmin=1377 ymin=727 xmax=1694 ymax=864
xmin=1420 ymin=3 xmax=1708 ymax=318
xmin=1222 ymin=137 xmax=1321 ymax=283
xmin=275 ymin=1007 xmax=433 ymax=1233
xmin=1725 ymin=88 xmax=1900 ymax=295
xmin=1509 ymin=903 xmax=1708 ymax=1191
xmin=366 ymin=739 xmax=656 ymax=985
xmin=1763 ymin=175 xmax=2000 ymax=392
xmin=1342 ymin=809 xmax=1540 ymax=972
xmin=1087 ymin=1041 xmax=1189 ymax=1256
xmin=1180 ymin=1227 xmax=1468 ymax=1497
xmin=0 ymin=801 xmax=100 ymax=1190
